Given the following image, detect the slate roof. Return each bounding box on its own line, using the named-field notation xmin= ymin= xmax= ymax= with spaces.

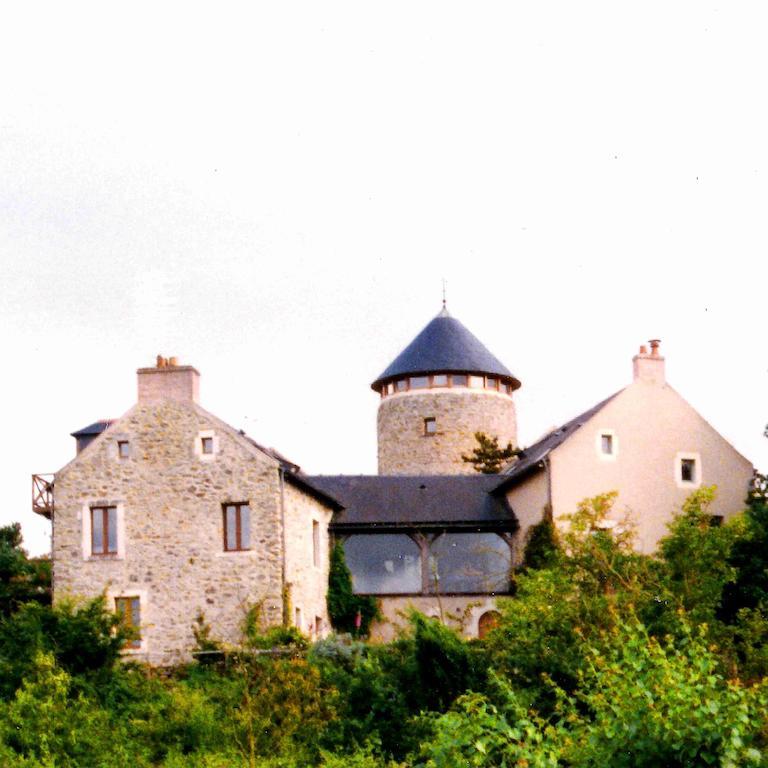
xmin=493 ymin=390 xmax=624 ymax=493
xmin=70 ymin=420 xmax=115 ymax=438
xmin=306 ymin=474 xmax=518 ymax=531
xmin=371 ymin=307 xmax=520 ymax=391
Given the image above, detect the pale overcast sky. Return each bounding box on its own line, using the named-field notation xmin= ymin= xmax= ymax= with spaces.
xmin=2 ymin=2 xmax=766 ymax=555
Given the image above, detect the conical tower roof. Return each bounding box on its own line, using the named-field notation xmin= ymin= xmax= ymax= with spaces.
xmin=371 ymin=307 xmax=520 ymax=391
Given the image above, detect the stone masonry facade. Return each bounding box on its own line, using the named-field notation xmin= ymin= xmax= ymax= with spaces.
xmin=53 ymin=397 xmax=332 ymax=665
xmin=377 ymin=389 xmax=517 ymax=475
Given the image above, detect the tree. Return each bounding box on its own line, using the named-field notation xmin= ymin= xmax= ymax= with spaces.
xmin=0 ymin=523 xmax=50 ymax=617
xmin=327 ymin=544 xmax=378 ymax=636
xmin=460 ymin=432 xmax=521 ymax=474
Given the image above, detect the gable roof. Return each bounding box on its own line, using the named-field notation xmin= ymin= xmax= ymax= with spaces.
xmin=493 ymin=389 xmax=624 ymax=493
xmin=371 ymin=307 xmax=520 ymax=391
xmin=307 ymin=474 xmax=517 ymax=531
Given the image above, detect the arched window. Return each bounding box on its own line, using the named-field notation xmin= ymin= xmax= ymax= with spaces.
xmin=343 ymin=534 xmax=421 ymax=594
xmin=428 ymin=533 xmax=511 ymax=594
xmin=478 ymin=610 xmax=501 ymax=639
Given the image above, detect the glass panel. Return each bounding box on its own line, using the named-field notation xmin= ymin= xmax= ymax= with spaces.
xmin=424 ymin=418 xmax=437 ymax=434
xmin=118 ymin=441 xmax=129 ymax=457
xmin=469 ymin=375 xmax=484 ymax=388
xmin=107 ymin=507 xmax=118 ymax=552
xmin=239 ymin=505 xmax=251 ymax=549
xmin=92 ymin=509 xmax=104 ymax=553
xmin=428 ymin=533 xmax=511 ymax=594
xmin=432 ymin=374 xmax=448 ymax=386
xmin=343 ymin=534 xmax=422 ymax=594
xmin=486 ymin=377 xmax=497 ymax=389
xmin=681 ymin=459 xmax=695 ymax=482
xmin=225 ymin=506 xmax=237 ymax=549
xmin=451 ymin=374 xmax=468 ymax=387
xmin=410 ymin=376 xmax=429 ymax=389
xmin=202 ymin=437 xmax=214 ymax=454
xmin=601 ymin=434 xmax=613 ymax=454
xmin=396 ymin=379 xmax=408 ymax=392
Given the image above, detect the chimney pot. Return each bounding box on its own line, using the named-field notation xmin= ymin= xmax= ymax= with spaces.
xmin=649 ymin=339 xmax=661 ymax=357
xmin=156 ymin=354 xmax=166 ymax=368
xmin=169 ymin=356 xmax=178 ymax=367
xmin=639 ymin=345 xmax=647 ymax=354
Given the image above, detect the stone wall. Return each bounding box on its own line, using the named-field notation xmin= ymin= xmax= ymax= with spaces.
xmin=282 ymin=479 xmax=333 ymax=637
xmin=53 ymin=400 xmax=289 ymax=665
xmin=370 ymin=595 xmax=502 ymax=641
xmin=377 ymin=389 xmax=517 ymax=475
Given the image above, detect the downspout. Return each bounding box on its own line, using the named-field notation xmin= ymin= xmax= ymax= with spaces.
xmin=543 ymin=456 xmax=553 ymax=520
xmin=278 ymin=467 xmax=288 ymax=627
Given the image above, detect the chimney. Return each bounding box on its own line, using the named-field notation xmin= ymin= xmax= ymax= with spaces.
xmin=137 ymin=355 xmax=200 ymax=404
xmin=632 ymin=340 xmax=665 ymax=385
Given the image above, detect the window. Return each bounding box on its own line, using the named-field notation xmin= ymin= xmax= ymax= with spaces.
xmin=410 ymin=376 xmax=429 ymax=389
xmin=469 ymin=375 xmax=484 ymax=388
xmin=343 ymin=534 xmax=422 ymax=594
xmin=201 ymin=437 xmax=214 ymax=454
xmin=315 ymin=616 xmax=323 ymax=637
xmin=312 ymin=520 xmax=320 ymax=567
xmin=432 ymin=374 xmax=448 ymax=387
xmin=91 ymin=506 xmax=118 ymax=555
xmin=676 ymin=452 xmax=701 ymax=488
xmin=223 ymin=503 xmax=251 ymax=551
xmin=429 ymin=533 xmax=511 ymax=594
xmin=295 ymin=607 xmax=302 ymax=629
xmin=424 ymin=417 xmax=437 ymax=435
xmin=478 ymin=610 xmax=501 ymax=639
xmin=396 ymin=379 xmax=408 ymax=392
xmin=115 ymin=596 xmax=141 ymax=649
xmin=118 ymin=440 xmax=130 ymax=458
xmin=451 ymin=374 xmax=468 ymax=387
xmin=486 ymin=376 xmax=498 ymax=390
xmin=596 ymin=430 xmax=617 ymax=460
xmin=681 ymin=458 xmax=696 ymax=483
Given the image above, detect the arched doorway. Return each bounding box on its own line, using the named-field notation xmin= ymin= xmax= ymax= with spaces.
xmin=477 ymin=610 xmax=501 ymax=639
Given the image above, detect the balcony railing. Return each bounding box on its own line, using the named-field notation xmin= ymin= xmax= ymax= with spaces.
xmin=32 ymin=474 xmax=54 ymax=518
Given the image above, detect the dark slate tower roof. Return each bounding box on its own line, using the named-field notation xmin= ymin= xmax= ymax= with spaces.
xmin=371 ymin=307 xmax=520 ymax=391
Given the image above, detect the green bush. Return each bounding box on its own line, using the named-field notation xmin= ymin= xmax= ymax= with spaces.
xmin=327 ymin=544 xmax=378 ymax=636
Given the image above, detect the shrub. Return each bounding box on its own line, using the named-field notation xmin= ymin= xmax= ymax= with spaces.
xmin=327 ymin=544 xmax=378 ymax=637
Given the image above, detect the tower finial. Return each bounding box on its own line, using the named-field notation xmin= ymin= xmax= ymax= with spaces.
xmin=442 ymin=278 xmax=447 ymax=309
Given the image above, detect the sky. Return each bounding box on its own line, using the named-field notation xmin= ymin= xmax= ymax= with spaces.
xmin=2 ymin=2 xmax=766 ymax=556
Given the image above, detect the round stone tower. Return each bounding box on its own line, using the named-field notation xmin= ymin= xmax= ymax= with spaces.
xmin=372 ymin=306 xmax=521 ymax=475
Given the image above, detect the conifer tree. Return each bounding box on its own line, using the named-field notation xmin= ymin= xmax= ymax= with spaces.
xmin=461 ymin=432 xmax=521 ymax=474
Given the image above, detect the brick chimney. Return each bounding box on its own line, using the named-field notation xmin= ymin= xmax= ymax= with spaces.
xmin=632 ymin=340 xmax=665 ymax=385
xmin=137 ymin=355 xmax=200 ymax=404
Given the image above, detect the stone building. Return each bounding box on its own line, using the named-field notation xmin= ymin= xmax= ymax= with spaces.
xmin=34 ymin=308 xmax=754 ymax=657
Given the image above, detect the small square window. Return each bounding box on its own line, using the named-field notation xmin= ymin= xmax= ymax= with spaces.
xmin=601 ymin=434 xmax=613 ymax=455
xmin=396 ymin=379 xmax=408 ymax=392
xmin=201 ymin=437 xmax=214 ymax=455
xmin=432 ymin=374 xmax=448 ymax=387
xmin=118 ymin=441 xmax=130 ymax=459
xmin=451 ymin=374 xmax=468 ymax=387
xmin=410 ymin=376 xmax=429 ymax=389
xmin=424 ymin=417 xmax=437 ymax=435
xmin=486 ymin=377 xmax=498 ymax=390
xmin=681 ymin=458 xmax=696 ymax=483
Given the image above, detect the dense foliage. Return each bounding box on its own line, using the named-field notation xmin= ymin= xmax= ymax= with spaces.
xmin=3 ymin=474 xmax=768 ymax=766
xmin=326 ymin=544 xmax=379 ymax=636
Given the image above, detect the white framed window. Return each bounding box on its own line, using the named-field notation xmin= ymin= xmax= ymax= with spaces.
xmin=81 ymin=501 xmax=126 ymax=560
xmin=596 ymin=429 xmax=617 ymax=461
xmin=109 ymin=588 xmax=149 ymax=654
xmin=675 ymin=452 xmax=701 ymax=488
xmin=195 ymin=429 xmax=219 ymax=461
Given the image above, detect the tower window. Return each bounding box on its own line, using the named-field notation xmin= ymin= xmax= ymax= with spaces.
xmin=410 ymin=376 xmax=429 ymax=389
xmin=486 ymin=377 xmax=498 ymax=390
xmin=451 ymin=374 xmax=468 ymax=387
xmin=396 ymin=379 xmax=408 ymax=392
xmin=118 ymin=440 xmax=130 ymax=458
xmin=432 ymin=374 xmax=448 ymax=387
xmin=424 ymin=417 xmax=437 ymax=435
xmin=469 ymin=375 xmax=484 ymax=388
